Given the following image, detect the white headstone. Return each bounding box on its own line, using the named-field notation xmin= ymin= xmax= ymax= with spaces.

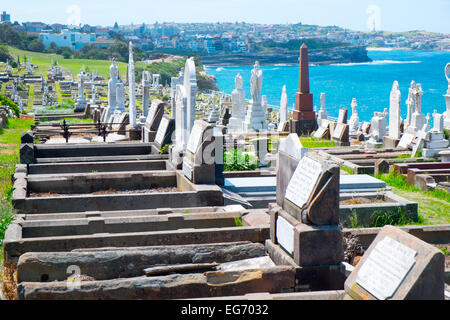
xmin=389 ymin=81 xmax=401 ymax=139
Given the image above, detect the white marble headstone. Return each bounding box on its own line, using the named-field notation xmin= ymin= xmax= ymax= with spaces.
xmin=356 ymin=236 xmax=417 ymax=300
xmin=284 ymin=156 xmax=322 ymax=209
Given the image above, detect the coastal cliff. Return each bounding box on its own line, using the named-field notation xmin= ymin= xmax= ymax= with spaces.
xmin=200 ymin=45 xmax=372 ymax=66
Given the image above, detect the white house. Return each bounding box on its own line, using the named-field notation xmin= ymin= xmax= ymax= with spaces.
xmin=39 ymin=29 xmax=96 ymax=50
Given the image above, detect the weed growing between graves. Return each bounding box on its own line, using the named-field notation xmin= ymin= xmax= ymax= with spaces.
xmin=369 ymin=208 xmax=418 ymax=227
xmin=439 ymin=247 xmax=450 ymax=255
xmin=234 ymin=217 xmax=243 ymax=227
xmin=341 ymin=165 xmax=355 ymax=175
xmin=224 ymin=149 xmax=258 ymax=171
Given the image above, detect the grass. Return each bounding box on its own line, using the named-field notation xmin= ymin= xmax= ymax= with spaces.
xmin=0 ymin=118 xmax=34 ymax=268
xmin=299 ymin=137 xmax=336 ymax=148
xmin=26 ymin=83 xmax=34 ymax=111
xmin=375 ymin=171 xmax=450 ymax=225
xmin=38 ymin=118 xmax=94 ymax=126
xmin=8 ymin=46 xmax=130 ymax=79
xmin=224 ymin=149 xmax=258 ymax=172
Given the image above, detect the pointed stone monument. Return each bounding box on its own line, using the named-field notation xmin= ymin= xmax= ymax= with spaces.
xmin=291 ymin=44 xmax=317 ymax=135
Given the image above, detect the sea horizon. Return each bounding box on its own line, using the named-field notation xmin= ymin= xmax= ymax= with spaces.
xmin=205 ymin=50 xmax=450 ymax=123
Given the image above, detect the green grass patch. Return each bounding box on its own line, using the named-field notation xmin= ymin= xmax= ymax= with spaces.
xmin=224 ymin=149 xmax=258 ymax=172
xmin=341 ymin=165 xmax=355 ymax=175
xmin=0 ymin=118 xmax=34 ymax=266
xmin=299 ymin=137 xmax=335 ymax=148
xmin=234 ymin=217 xmax=243 ymax=227
xmin=439 ymin=247 xmax=450 ymax=255
xmin=375 ymin=171 xmax=450 ymax=225
xmin=8 ymin=46 xmax=128 ymax=79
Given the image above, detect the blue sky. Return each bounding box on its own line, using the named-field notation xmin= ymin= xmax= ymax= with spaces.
xmin=4 ymin=0 xmax=450 ymax=33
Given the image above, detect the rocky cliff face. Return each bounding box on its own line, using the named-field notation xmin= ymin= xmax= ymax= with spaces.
xmin=200 ymin=45 xmax=372 ymax=66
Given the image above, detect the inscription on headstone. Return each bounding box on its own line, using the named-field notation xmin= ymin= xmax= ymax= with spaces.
xmin=284 ymin=156 xmax=322 ymax=208
xmin=276 ymin=215 xmax=294 ymax=255
xmin=186 ymin=124 xmax=203 ymax=153
xmin=155 ymin=117 xmax=169 ymax=145
xmin=356 ymin=236 xmax=417 ymax=300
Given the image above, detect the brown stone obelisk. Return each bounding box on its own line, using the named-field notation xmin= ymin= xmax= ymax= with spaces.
xmin=291 ymin=43 xmax=317 ymax=135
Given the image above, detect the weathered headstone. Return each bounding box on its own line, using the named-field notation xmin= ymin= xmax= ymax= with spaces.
xmin=344 ymin=225 xmax=444 ymax=300
xmin=142 ymin=100 xmax=165 ymax=143
xmin=182 ymin=120 xmax=216 ymax=184
xmin=269 ymin=152 xmax=343 ymax=269
xmin=152 ymin=115 xmax=175 ymax=154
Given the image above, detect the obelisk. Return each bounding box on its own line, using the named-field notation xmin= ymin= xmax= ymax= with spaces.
xmin=291 ymin=43 xmax=317 ymax=135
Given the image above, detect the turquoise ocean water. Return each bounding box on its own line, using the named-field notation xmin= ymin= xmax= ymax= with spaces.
xmin=205 ymin=50 xmax=450 ymax=122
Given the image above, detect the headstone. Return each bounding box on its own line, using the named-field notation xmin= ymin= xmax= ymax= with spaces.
xmin=443 ymin=63 xmax=450 ymax=129
xmin=128 ymin=42 xmax=137 ymax=128
xmin=276 ymin=133 xmax=308 ymax=205
xmin=349 ymin=98 xmax=360 ymax=135
xmin=316 ymin=93 xmax=328 ymax=128
xmin=74 ymin=73 xmax=87 ymax=112
xmin=142 ymin=100 xmax=165 ymax=142
xmin=389 ymin=81 xmax=401 ymax=139
xmin=107 ymin=59 xmax=119 ymax=116
xmin=279 ymin=85 xmax=288 ymax=123
xmin=410 ymin=83 xmax=425 ymax=132
xmin=344 ymin=225 xmax=444 ymax=300
xmin=141 ymin=71 xmax=151 ymax=117
xmin=228 ymin=73 xmax=246 ymax=133
xmin=332 ymin=108 xmax=350 ymax=146
xmin=182 ymin=120 xmax=216 ymax=184
xmin=269 ymin=153 xmax=342 ymax=268
xmin=422 ymin=110 xmax=449 ymax=157
xmin=153 ymin=115 xmax=175 ymax=153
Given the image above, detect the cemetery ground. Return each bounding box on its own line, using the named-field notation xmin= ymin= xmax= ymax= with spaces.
xmin=7 ymin=46 xmax=129 ymax=79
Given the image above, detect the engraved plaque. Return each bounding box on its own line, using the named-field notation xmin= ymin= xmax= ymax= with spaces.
xmin=332 ymin=123 xmax=345 ymax=139
xmin=187 ymin=124 xmax=203 ymax=154
xmin=146 ymin=104 xmax=157 ymax=125
xmin=155 ymin=117 xmax=169 ymax=145
xmin=182 ymin=159 xmax=193 ymax=180
xmin=356 ymin=236 xmax=417 ymax=300
xmin=276 ymin=215 xmax=294 ymax=255
xmin=284 ymin=156 xmax=322 ymax=209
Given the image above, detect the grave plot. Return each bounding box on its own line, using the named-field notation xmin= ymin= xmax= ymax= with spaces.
xmin=392 ymin=162 xmax=450 ymax=191
xmin=267 ymin=152 xmax=347 ymax=291
xmin=15 ymin=242 xmax=294 ymax=300
xmin=339 ymin=191 xmax=418 ymax=227
xmin=317 ymin=148 xmax=432 ymax=175
xmin=12 ymin=169 xmax=223 ymax=214
xmin=20 ymin=141 xmax=168 ymax=164
xmin=4 ymin=205 xmax=271 ymax=266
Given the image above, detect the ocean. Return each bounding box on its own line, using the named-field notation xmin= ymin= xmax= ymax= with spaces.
xmin=204 ymin=50 xmax=450 ymax=123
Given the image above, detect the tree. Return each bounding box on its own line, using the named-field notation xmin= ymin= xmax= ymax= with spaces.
xmin=0 ymin=45 xmax=12 ymax=63
xmin=27 ymin=38 xmax=45 ymax=52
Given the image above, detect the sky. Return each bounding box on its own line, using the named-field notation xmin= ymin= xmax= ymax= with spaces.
xmin=3 ymin=0 xmax=450 ymax=33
